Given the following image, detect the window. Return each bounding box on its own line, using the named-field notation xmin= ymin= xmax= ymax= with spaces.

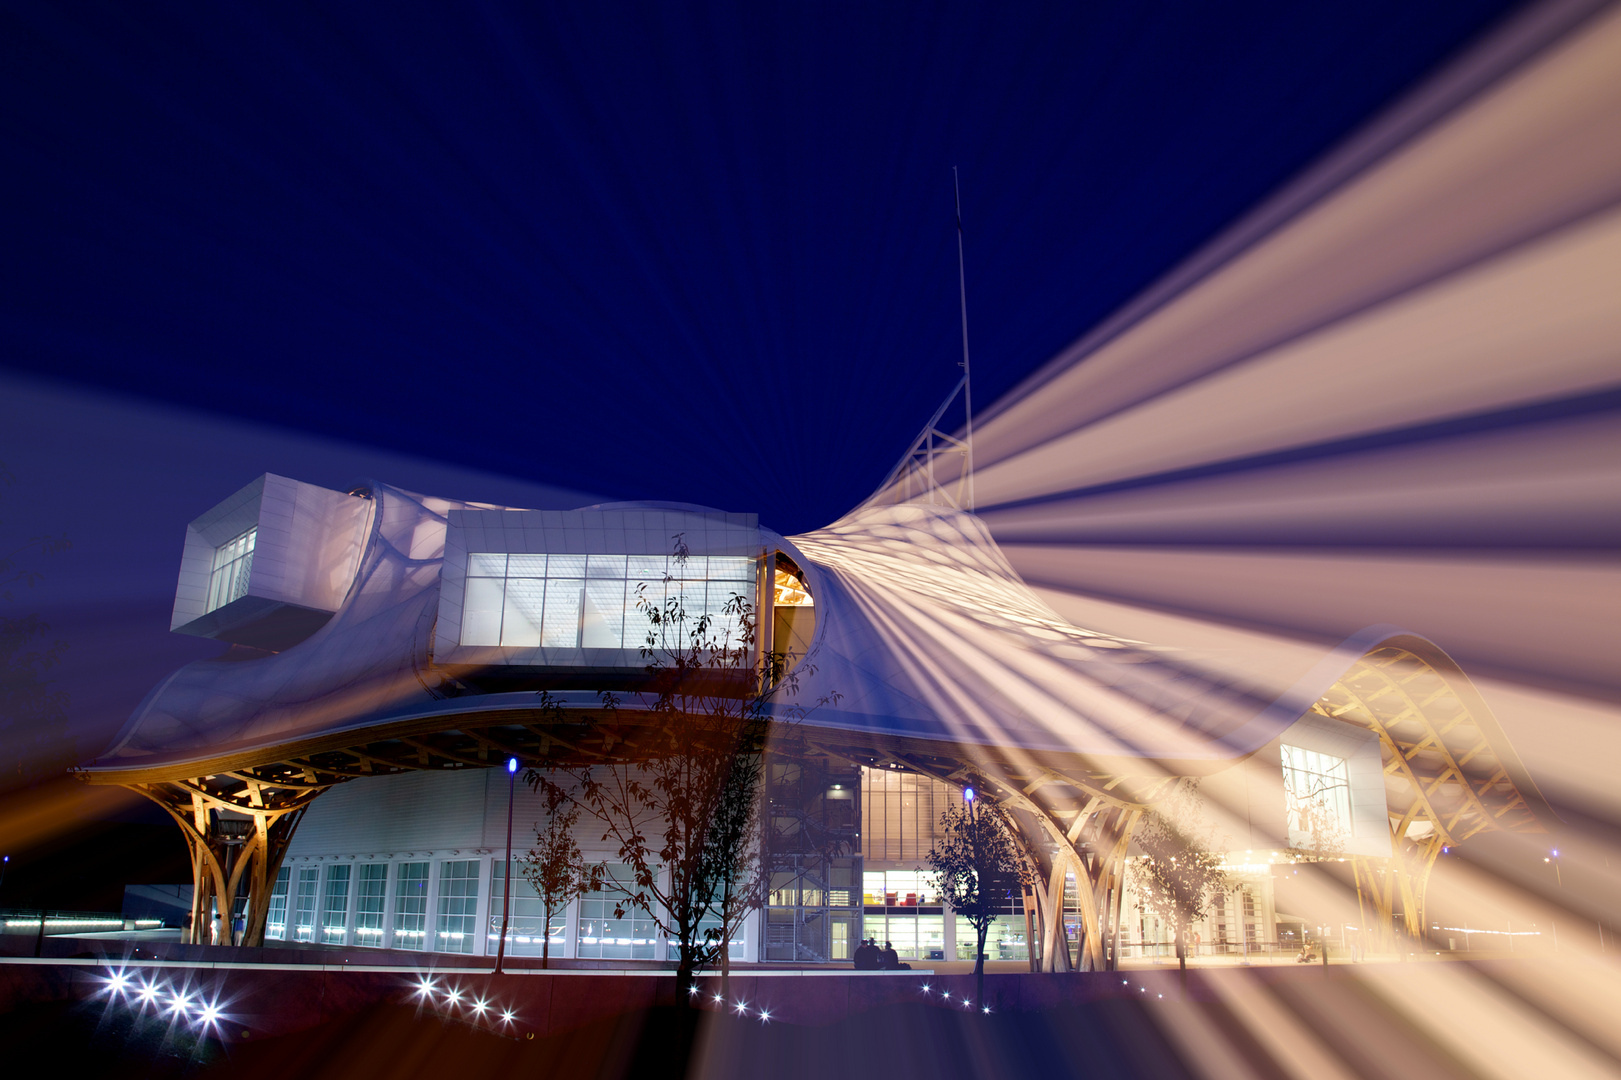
xmin=860 ymin=768 xmax=956 ymax=863
xmin=206 ymin=527 xmax=256 ymax=613
xmin=459 ymin=553 xmax=756 ymax=653
xmin=861 ymin=870 xmax=942 ymax=908
xmin=488 ymin=861 xmax=565 ymax=957
xmin=576 ymin=865 xmax=657 ymax=960
xmin=321 ymin=865 xmax=351 ymax=944
xmin=265 ymin=867 xmax=290 ymax=940
xmin=1281 ymin=744 xmax=1353 ymax=849
xmin=956 ymin=915 xmax=1027 ymax=962
xmin=355 ymin=864 xmax=387 ymax=947
xmin=435 ymin=860 xmax=480 ymax=954
xmin=392 ymin=862 xmax=429 ymax=950
xmin=292 ymin=867 xmax=319 ymax=943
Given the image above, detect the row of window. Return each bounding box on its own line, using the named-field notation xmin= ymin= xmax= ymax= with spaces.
xmin=264 ymin=859 xmax=741 ymax=961
xmin=459 ymin=553 xmax=757 ymax=651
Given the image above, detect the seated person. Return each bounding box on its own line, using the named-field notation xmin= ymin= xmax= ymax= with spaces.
xmin=879 ymin=941 xmax=911 ymax=970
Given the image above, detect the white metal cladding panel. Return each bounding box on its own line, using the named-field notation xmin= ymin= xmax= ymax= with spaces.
xmin=287 ymin=769 xmax=493 ymax=856
xmin=285 ymin=767 xmax=622 ymax=859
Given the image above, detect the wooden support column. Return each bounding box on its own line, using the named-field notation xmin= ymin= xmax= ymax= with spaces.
xmin=128 ymin=776 xmax=332 ymax=948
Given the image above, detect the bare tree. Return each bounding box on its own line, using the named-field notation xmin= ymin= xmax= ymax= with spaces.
xmin=561 ymin=537 xmax=831 ymax=997
xmin=519 ymin=770 xmax=605 ymax=968
xmin=1130 ymin=781 xmax=1228 ymax=974
xmin=926 ymin=787 xmax=1035 ymax=1011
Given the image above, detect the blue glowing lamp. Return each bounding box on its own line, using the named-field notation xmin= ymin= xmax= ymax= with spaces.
xmin=963 ymin=787 xmax=975 ymax=803
xmin=508 ymin=757 xmax=518 ymax=774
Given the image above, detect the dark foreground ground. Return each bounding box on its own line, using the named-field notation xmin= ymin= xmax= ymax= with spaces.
xmin=3 ymin=954 xmax=1615 ymax=1079
xmin=0 ymin=994 xmax=1211 ymax=1080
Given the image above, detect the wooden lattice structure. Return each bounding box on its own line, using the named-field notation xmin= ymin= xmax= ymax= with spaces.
xmin=1312 ymin=644 xmax=1548 ymax=950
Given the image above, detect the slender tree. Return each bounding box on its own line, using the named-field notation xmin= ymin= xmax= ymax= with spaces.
xmin=562 ymin=537 xmax=831 ymax=998
xmin=519 ymin=771 xmax=605 ymax=968
xmin=1129 ymin=781 xmax=1228 ymax=975
xmin=926 ymin=787 xmax=1035 ymax=1012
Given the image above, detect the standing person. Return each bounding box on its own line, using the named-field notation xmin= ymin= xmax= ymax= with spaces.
xmin=854 ymin=938 xmax=877 ymax=970
xmin=232 ymin=911 xmax=246 ymax=946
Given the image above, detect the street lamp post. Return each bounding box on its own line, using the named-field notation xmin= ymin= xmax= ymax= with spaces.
xmin=494 ymin=757 xmax=518 ymax=975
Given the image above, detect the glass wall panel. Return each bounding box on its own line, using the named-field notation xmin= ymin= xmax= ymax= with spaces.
xmin=677 ymin=912 xmax=747 ymax=961
xmin=508 ymin=554 xmax=547 ymax=576
xmin=292 ymin=867 xmax=319 ymax=943
xmin=863 ymin=914 xmax=941 ymax=961
xmin=500 ymin=578 xmax=545 ymax=647
xmin=460 ymin=551 xmax=760 ymax=655
xmin=355 ymin=864 xmax=387 ymax=947
xmin=392 ymin=861 xmax=429 ymax=950
xmin=461 ymin=578 xmax=505 ymax=646
xmin=205 ymin=527 xmax=257 ymax=614
xmin=321 ymin=865 xmax=351 ymax=944
xmin=862 ymin=870 xmax=942 ymax=906
xmin=861 ymin=769 xmax=956 ymax=864
xmin=541 ymin=578 xmax=583 ymax=648
xmin=435 ymin=860 xmax=480 ymax=954
xmin=582 ymin=578 xmax=627 ymax=648
xmin=488 ymin=862 xmax=564 ymax=957
xmin=577 ymin=865 xmax=657 ymax=960
xmin=956 ymin=915 xmax=1028 ymax=961
xmin=1281 ymin=744 xmax=1353 ymax=847
xmin=265 ymin=867 xmax=290 ymax=940
xmin=468 ymin=553 xmax=509 ymax=577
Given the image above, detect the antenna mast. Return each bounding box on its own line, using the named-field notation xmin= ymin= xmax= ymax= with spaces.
xmin=953 ymin=167 xmax=976 ymax=512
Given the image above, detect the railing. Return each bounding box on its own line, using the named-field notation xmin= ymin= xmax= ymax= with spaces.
xmin=0 ymin=910 xmax=164 ymax=934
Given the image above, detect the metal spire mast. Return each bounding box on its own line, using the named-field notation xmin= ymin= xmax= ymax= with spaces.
xmin=953 ymin=167 xmax=976 ymax=513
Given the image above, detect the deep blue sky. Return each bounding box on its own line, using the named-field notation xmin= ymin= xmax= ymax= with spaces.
xmin=2 ymin=0 xmax=1527 ymax=534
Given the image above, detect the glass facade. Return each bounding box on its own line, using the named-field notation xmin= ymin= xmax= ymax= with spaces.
xmin=435 ymin=860 xmax=480 ymax=954
xmin=392 ymin=861 xmax=429 ymax=950
xmin=205 ymin=527 xmax=256 ymax=613
xmin=460 ymin=553 xmax=756 ymax=653
xmin=865 ymin=914 xmax=945 ymax=962
xmin=577 ymin=865 xmax=657 ymax=960
xmin=861 ymin=768 xmax=955 ymax=863
xmin=955 ymin=915 xmax=1029 ymax=961
xmin=1281 ymin=744 xmax=1353 ymax=848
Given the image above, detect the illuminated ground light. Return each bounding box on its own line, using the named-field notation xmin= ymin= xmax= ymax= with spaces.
xmin=732 ymin=1000 xmax=749 ymax=1016
xmin=500 ymin=1009 xmax=516 ymax=1026
xmin=757 ymin=1008 xmax=772 ymax=1024
xmin=135 ymin=980 xmax=162 ymax=1007
xmin=102 ymin=969 xmax=132 ymax=997
xmin=470 ymin=998 xmax=489 ymax=1018
xmin=196 ymin=1000 xmax=225 ymax=1030
xmin=414 ymin=976 xmax=436 ymax=999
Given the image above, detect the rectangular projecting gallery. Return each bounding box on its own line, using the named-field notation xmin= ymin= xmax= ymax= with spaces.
xmin=432 ymin=506 xmax=764 ymax=669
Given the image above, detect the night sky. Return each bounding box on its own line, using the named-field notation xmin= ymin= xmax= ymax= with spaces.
xmin=2 ymin=0 xmax=1528 ymax=535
